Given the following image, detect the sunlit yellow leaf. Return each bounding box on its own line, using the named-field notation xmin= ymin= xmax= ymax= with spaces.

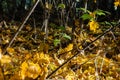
xmin=34 ymin=52 xmax=50 ymax=64
xmin=20 ymin=61 xmax=41 ymax=79
xmin=4 ymin=71 xmax=11 ymax=75
xmin=94 ymin=0 xmax=96 ymax=3
xmin=43 ymin=66 xmax=48 ymax=73
xmin=79 ymin=45 xmax=83 ymax=49
xmin=2 ymin=39 xmax=9 ymax=44
xmin=114 ymin=0 xmax=120 ymax=7
xmin=45 ymin=2 xmax=52 ymax=10
xmin=20 ymin=61 xmax=28 ymax=79
xmin=7 ymin=47 xmax=15 ymax=55
xmin=49 ymin=63 xmax=57 ymax=71
xmin=89 ymin=20 xmax=99 ymax=33
xmin=88 ymin=75 xmax=95 ymax=80
xmin=27 ymin=62 xmax=41 ymax=79
xmin=65 ymin=70 xmax=75 ymax=80
xmin=66 ymin=75 xmax=75 ymax=80
xmin=0 ymin=55 xmax=11 ymax=64
xmin=65 ymin=44 xmax=73 ymax=51
xmin=25 ymin=53 xmax=32 ymax=60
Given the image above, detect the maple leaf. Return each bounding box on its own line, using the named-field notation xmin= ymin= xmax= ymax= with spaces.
xmin=89 ymin=20 xmax=99 ymax=33
xmin=27 ymin=61 xmax=41 ymax=79
xmin=20 ymin=61 xmax=41 ymax=79
xmin=114 ymin=0 xmax=120 ymax=7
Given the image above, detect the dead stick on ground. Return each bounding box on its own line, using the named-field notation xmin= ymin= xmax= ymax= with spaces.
xmin=3 ymin=0 xmax=40 ymax=54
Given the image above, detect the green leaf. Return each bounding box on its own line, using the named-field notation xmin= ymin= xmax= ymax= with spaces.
xmin=54 ymin=39 xmax=61 ymax=46
xmin=58 ymin=3 xmax=65 ymax=9
xmin=104 ymin=21 xmax=111 ymax=26
xmin=79 ymin=8 xmax=91 ymax=13
xmin=63 ymin=33 xmax=71 ymax=40
xmin=104 ymin=21 xmax=116 ymax=26
xmin=58 ymin=26 xmax=65 ymax=31
xmin=95 ymin=9 xmax=110 ymax=16
xmin=81 ymin=13 xmax=93 ymax=20
xmin=95 ymin=10 xmax=106 ymax=16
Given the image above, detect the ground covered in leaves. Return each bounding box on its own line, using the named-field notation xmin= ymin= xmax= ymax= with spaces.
xmin=0 ymin=21 xmax=120 ymax=80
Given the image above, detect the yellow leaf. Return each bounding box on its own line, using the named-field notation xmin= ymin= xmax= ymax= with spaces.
xmin=65 ymin=44 xmax=73 ymax=51
xmin=49 ymin=63 xmax=57 ymax=71
xmin=89 ymin=20 xmax=99 ymax=33
xmin=88 ymin=75 xmax=95 ymax=80
xmin=79 ymin=45 xmax=83 ymax=49
xmin=2 ymin=39 xmax=9 ymax=44
xmin=27 ymin=62 xmax=41 ymax=79
xmin=45 ymin=2 xmax=52 ymax=10
xmin=65 ymin=70 xmax=75 ymax=80
xmin=20 ymin=61 xmax=41 ymax=79
xmin=25 ymin=53 xmax=32 ymax=60
xmin=94 ymin=0 xmax=96 ymax=3
xmin=20 ymin=61 xmax=28 ymax=79
xmin=0 ymin=55 xmax=11 ymax=64
xmin=7 ymin=47 xmax=15 ymax=55
xmin=34 ymin=52 xmax=50 ymax=64
xmin=114 ymin=0 xmax=120 ymax=7
xmin=65 ymin=75 xmax=75 ymax=80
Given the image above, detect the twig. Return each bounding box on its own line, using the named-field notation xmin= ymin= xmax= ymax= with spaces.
xmin=100 ymin=52 xmax=107 ymax=74
xmin=110 ymin=31 xmax=116 ymax=40
xmin=94 ymin=50 xmax=101 ymax=80
xmin=33 ymin=16 xmax=37 ymax=40
xmin=84 ymin=0 xmax=88 ymax=13
xmin=46 ymin=22 xmax=119 ymax=79
xmin=3 ymin=0 xmax=40 ymax=54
